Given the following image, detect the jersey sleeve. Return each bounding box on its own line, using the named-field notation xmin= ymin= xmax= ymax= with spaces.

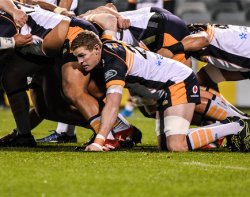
xmin=102 ymin=44 xmax=128 ymax=89
xmin=61 ymin=38 xmax=78 ymax=64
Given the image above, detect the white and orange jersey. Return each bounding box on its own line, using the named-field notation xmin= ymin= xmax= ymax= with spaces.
xmin=15 ymin=1 xmax=68 ymax=39
xmin=191 ymin=24 xmax=250 ymax=72
xmin=117 ymin=7 xmax=155 ymax=46
xmin=101 ymin=40 xmax=193 ymax=91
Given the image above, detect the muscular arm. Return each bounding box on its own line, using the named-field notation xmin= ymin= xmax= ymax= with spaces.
xmin=83 ymin=13 xmax=118 ymax=36
xmin=79 ymin=6 xmax=130 ymax=29
xmin=181 ymin=31 xmax=209 ymax=51
xmin=23 ymin=0 xmax=75 ymax=16
xmin=0 ymin=0 xmax=15 ymax=10
xmin=161 ymin=31 xmax=210 ymax=62
xmin=0 ymin=34 xmax=32 ymax=50
xmin=31 ymin=0 xmax=57 ymax=11
xmin=1 ymin=0 xmax=27 ymax=27
xmin=58 ymin=0 xmax=73 ymax=10
xmin=97 ymin=92 xmax=122 ymax=139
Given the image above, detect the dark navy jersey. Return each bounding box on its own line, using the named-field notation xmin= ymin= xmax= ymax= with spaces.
xmin=0 ymin=10 xmax=18 ymax=37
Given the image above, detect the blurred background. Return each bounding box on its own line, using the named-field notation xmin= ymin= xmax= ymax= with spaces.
xmin=77 ymin=0 xmax=250 ymax=26
xmin=2 ymin=0 xmax=249 ymax=109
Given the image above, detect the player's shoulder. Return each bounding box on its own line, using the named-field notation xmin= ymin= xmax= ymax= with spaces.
xmin=103 ymin=40 xmax=125 ymax=53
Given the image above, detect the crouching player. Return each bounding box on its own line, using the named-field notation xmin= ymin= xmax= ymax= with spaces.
xmin=71 ymin=30 xmax=250 ymax=152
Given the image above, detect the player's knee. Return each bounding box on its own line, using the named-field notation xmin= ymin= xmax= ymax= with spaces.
xmin=155 ymin=116 xmax=190 ymax=151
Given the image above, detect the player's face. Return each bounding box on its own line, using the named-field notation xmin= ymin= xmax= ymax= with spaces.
xmin=73 ymin=45 xmax=101 ymax=72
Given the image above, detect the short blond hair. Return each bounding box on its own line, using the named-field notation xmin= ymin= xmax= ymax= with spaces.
xmin=71 ymin=30 xmax=102 ymax=51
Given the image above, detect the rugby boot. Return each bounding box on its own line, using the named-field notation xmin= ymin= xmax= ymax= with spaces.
xmin=36 ymin=131 xmax=77 ymax=143
xmin=0 ymin=129 xmax=37 ymax=147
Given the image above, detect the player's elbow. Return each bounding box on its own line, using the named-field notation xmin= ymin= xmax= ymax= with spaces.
xmin=199 ymin=32 xmax=209 ymax=47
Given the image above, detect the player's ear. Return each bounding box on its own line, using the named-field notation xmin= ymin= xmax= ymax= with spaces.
xmin=94 ymin=44 xmax=101 ymax=54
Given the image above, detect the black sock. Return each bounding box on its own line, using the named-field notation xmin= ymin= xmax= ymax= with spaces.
xmin=8 ymin=91 xmax=30 ymax=135
xmin=29 ymin=107 xmax=43 ymax=130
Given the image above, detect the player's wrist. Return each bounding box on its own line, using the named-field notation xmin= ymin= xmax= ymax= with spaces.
xmin=94 ymin=133 xmax=106 ymax=146
xmin=90 ymin=143 xmax=104 ymax=151
xmin=166 ymin=42 xmax=184 ymax=55
xmin=54 ymin=7 xmax=67 ymax=14
xmin=0 ymin=37 xmax=15 ymax=49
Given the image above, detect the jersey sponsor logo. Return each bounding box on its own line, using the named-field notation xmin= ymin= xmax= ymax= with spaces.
xmin=192 ymin=85 xmax=198 ymax=94
xmin=105 ymin=69 xmax=117 ymax=81
xmin=239 ymin=32 xmax=247 ymax=39
xmin=156 ymin=54 xmax=163 ymax=66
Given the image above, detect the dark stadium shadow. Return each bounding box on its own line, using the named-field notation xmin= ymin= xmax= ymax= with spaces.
xmin=0 ymin=145 xmax=233 ymax=153
xmin=194 ymin=147 xmax=233 ymax=153
xmin=0 ymin=144 xmax=84 ymax=153
xmin=119 ymin=146 xmax=234 ymax=153
xmin=0 ymin=144 xmax=161 ymax=153
xmin=118 ymin=145 xmax=163 ymax=153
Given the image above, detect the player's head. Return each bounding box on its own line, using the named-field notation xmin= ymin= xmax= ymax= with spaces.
xmin=71 ymin=30 xmax=102 ymax=72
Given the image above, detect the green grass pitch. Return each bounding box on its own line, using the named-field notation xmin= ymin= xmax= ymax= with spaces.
xmin=0 ymin=108 xmax=250 ymax=197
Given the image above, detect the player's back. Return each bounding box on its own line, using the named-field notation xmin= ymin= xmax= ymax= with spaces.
xmin=211 ymin=25 xmax=250 ymax=59
xmin=102 ymin=40 xmax=192 ymax=88
xmin=193 ymin=24 xmax=250 ymax=71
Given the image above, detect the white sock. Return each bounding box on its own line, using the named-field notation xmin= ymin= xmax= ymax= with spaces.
xmin=187 ymin=122 xmax=243 ymax=150
xmin=112 ymin=113 xmax=130 ymax=134
xmin=56 ymin=122 xmax=76 ymax=136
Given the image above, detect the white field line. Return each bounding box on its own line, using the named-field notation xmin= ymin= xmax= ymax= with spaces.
xmin=182 ymin=161 xmax=249 ymax=171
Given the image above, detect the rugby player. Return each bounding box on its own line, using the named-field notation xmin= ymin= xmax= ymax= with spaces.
xmin=0 ymin=1 xmax=141 ymax=149
xmin=33 ymin=0 xmax=78 ymax=143
xmin=71 ymin=30 xmax=250 ymax=152
xmin=165 ymin=23 xmax=250 ymax=121
xmin=80 ymin=6 xmax=249 ymax=124
xmin=180 ymin=23 xmax=250 ymax=87
xmin=0 ymin=0 xmax=47 ymax=147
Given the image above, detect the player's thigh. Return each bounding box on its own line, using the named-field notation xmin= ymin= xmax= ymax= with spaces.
xmin=61 ymin=62 xmax=87 ymax=98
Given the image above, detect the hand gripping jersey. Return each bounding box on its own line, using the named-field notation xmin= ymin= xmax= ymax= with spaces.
xmin=189 ymin=24 xmax=250 ymax=72
xmin=14 ymin=1 xmax=99 ymax=58
xmin=15 ymin=2 xmax=67 ymax=39
xmin=101 ymin=40 xmax=200 ymax=107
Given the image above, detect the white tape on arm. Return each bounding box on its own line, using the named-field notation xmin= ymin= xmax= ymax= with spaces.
xmin=96 ymin=134 xmax=106 ymax=142
xmin=91 ymin=143 xmax=104 ymax=151
xmin=54 ymin=7 xmax=67 ymax=14
xmin=106 ymin=85 xmax=123 ymax=94
xmin=0 ymin=37 xmax=15 ymax=50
